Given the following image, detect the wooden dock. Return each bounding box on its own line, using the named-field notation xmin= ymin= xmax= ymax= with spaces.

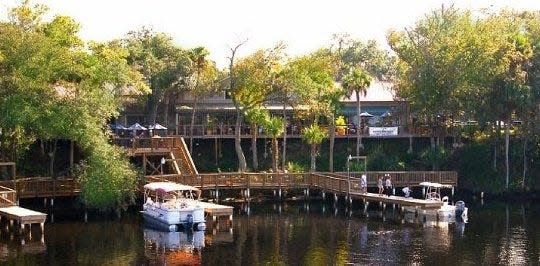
xmin=0 ymin=185 xmax=47 ymax=237
xmin=0 ymin=206 xmax=47 ymax=232
xmin=197 ymin=201 xmax=234 ymax=222
xmin=349 ymin=192 xmax=443 ymax=209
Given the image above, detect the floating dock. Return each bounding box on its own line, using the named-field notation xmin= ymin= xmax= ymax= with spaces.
xmin=197 ymin=202 xmax=234 ymax=222
xmin=0 ymin=206 xmax=47 ymax=232
xmin=349 ymin=192 xmax=443 ymax=209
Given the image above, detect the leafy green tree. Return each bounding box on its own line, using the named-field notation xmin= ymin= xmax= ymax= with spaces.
xmin=124 ymin=28 xmax=190 ymax=125
xmin=230 ymin=43 xmax=285 ymax=171
xmin=0 ymin=1 xmax=147 ymax=210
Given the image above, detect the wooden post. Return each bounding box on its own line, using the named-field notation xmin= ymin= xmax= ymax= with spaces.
xmin=142 ymin=154 xmax=147 ymax=175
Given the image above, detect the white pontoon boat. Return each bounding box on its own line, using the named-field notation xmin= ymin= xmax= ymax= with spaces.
xmin=142 ymin=182 xmax=206 ymax=231
xmin=420 ymin=182 xmax=468 ymax=219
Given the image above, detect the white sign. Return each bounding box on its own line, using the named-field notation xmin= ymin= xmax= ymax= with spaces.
xmin=369 ymin=127 xmax=398 ymax=136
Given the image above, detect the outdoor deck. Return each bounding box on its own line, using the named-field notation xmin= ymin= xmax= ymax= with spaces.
xmin=0 ymin=171 xmax=457 ymax=200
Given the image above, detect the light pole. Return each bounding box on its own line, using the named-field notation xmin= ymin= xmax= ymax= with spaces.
xmin=346 ymin=155 xmax=352 ymax=199
xmin=160 ymin=157 xmax=166 ymax=181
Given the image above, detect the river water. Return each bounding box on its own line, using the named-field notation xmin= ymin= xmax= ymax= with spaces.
xmin=1 ymin=198 xmax=539 ymax=265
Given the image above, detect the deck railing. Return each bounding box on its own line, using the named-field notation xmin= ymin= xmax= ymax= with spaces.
xmin=1 ymin=171 xmax=457 ymax=199
xmin=0 ymin=186 xmax=16 ymax=207
xmin=146 ymin=171 xmax=457 ymax=191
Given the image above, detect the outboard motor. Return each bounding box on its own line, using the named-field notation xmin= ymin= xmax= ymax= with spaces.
xmin=186 ymin=214 xmax=194 ymax=229
xmin=455 ymin=201 xmax=467 ymax=217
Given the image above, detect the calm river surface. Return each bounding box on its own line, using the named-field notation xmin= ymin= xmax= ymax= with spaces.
xmin=1 ymin=198 xmax=539 ymax=265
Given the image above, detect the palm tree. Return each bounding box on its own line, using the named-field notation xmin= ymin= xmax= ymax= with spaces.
xmin=245 ymin=108 xmax=268 ymax=170
xmin=342 ymin=67 xmax=372 ymax=156
xmin=302 ymin=124 xmax=328 ymax=172
xmin=188 ymin=47 xmax=209 ymax=153
xmin=263 ymin=116 xmax=285 ymax=172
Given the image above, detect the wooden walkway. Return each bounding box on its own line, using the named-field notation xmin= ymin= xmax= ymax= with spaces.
xmin=349 ymin=192 xmax=443 ymax=209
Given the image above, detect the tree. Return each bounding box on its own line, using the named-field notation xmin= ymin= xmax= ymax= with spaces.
xmin=124 ymin=28 xmax=190 ymax=125
xmin=341 ymin=67 xmax=372 ymax=156
xmin=262 ymin=116 xmax=285 ymax=172
xmin=229 ymin=43 xmax=285 ymax=171
xmin=0 ymin=1 xmax=147 ymax=210
xmin=285 ymin=50 xmax=340 ymax=171
xmin=186 ymin=47 xmax=219 ymax=153
xmin=244 ymin=108 xmax=269 ymax=170
xmin=302 ymin=124 xmax=328 ymax=172
xmin=226 ymin=40 xmax=248 ymax=171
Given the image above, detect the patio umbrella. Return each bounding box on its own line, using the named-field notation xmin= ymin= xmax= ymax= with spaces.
xmin=359 ymin=112 xmax=374 ymax=117
xmin=110 ymin=124 xmax=127 ymax=130
xmin=381 ymin=111 xmax=392 ymax=118
xmin=128 ymin=123 xmax=147 ymax=131
xmin=148 ymin=123 xmax=168 ymax=130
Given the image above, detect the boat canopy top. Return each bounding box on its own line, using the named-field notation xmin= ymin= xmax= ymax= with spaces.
xmin=144 ymin=182 xmax=200 ymax=193
xmin=419 ymin=182 xmax=453 ymax=188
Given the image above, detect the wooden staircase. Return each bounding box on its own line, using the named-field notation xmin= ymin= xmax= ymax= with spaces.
xmin=170 ymin=137 xmax=198 ymax=176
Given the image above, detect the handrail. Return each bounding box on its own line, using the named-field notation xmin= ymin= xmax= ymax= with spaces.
xmin=1 ymin=170 xmax=457 ymax=199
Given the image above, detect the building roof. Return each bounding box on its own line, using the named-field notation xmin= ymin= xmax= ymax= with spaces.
xmin=341 ymin=81 xmax=395 ymax=102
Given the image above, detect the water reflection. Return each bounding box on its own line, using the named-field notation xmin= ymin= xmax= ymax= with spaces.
xmin=144 ymin=228 xmax=204 ymax=265
xmin=0 ymin=200 xmax=539 ymax=265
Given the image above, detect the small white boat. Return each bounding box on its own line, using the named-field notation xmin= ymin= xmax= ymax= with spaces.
xmin=420 ymin=182 xmax=468 ymax=219
xmin=142 ymin=182 xmax=206 ymax=231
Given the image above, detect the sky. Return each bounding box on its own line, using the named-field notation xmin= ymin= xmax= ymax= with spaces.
xmin=2 ymin=0 xmax=540 ymax=67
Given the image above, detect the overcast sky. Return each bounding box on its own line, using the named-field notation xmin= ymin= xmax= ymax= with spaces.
xmin=2 ymin=0 xmax=540 ymax=67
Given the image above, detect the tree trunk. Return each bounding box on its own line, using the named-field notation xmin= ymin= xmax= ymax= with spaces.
xmin=163 ymin=96 xmax=170 ymax=128
xmin=69 ymin=140 xmax=74 ymax=172
xmin=147 ymin=94 xmax=160 ymax=125
xmin=281 ymin=104 xmax=287 ymax=171
xmin=251 ymin=122 xmax=258 ymax=171
xmin=505 ymin=118 xmax=510 ymax=190
xmin=329 ymin=115 xmax=335 ymax=172
xmin=271 ymin=137 xmax=279 ymax=172
xmin=48 ymin=140 xmax=58 ymax=178
xmin=234 ymin=106 xmax=247 ymax=171
xmin=355 ymin=90 xmax=362 ymax=156
xmin=522 ymin=136 xmax=527 ymax=190
xmin=310 ymin=144 xmax=317 ymax=172
xmin=189 ymin=96 xmax=198 ymax=153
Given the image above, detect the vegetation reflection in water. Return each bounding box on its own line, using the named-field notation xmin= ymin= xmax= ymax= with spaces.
xmin=0 ymin=200 xmax=539 ymax=265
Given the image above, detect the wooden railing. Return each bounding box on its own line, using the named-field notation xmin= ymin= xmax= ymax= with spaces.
xmin=338 ymin=171 xmax=458 ymax=186
xmin=0 ymin=171 xmax=457 ymax=199
xmin=0 ymin=185 xmax=16 ymax=207
xmin=147 ymin=171 xmax=457 ymax=191
xmin=174 ymin=124 xmax=413 ymax=138
xmin=0 ymin=178 xmax=80 ymax=199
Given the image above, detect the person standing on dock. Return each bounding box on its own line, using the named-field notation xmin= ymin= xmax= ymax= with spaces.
xmin=385 ymin=174 xmax=392 ymax=197
xmin=378 ymin=176 xmax=384 ymax=195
